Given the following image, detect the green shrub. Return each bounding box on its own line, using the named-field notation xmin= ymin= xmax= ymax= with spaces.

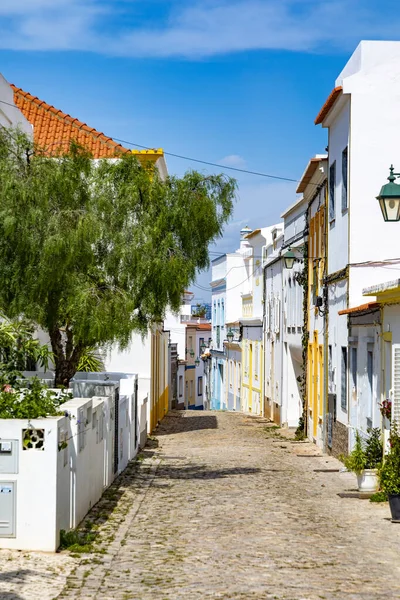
xmin=59 ymin=528 xmax=96 ymax=553
xmin=342 ymin=429 xmax=383 ymax=475
xmin=379 ymin=424 xmax=400 ymax=495
xmin=369 ymin=491 xmax=388 ymax=503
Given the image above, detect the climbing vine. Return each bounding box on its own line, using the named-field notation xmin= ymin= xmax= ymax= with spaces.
xmin=294 ymin=207 xmax=310 ymax=439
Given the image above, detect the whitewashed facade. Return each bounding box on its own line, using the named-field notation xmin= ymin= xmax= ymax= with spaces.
xmin=263 ymin=227 xmax=284 ymax=423
xmin=0 ymin=74 xmax=31 ymax=134
xmin=316 ymin=41 xmax=400 ymax=454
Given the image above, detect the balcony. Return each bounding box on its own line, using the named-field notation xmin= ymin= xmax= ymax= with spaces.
xmin=242 ymin=293 xmax=253 ymax=318
xmin=180 ymin=315 xmax=209 ymax=324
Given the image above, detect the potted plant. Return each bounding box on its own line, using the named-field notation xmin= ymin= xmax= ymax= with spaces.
xmin=379 ymin=424 xmax=400 ymax=521
xmin=342 ymin=428 xmax=382 ymax=492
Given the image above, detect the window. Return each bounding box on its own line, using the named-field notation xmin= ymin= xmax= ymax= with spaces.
xmin=341 ymin=347 xmax=348 ymax=411
xmin=198 ymin=376 xmax=203 ymax=396
xmin=367 ymin=349 xmax=373 ymax=419
xmin=244 ymin=343 xmax=249 ymax=377
xmin=350 ymin=347 xmax=357 ymax=393
xmin=342 ymin=147 xmax=348 ymax=211
xmin=312 ymin=263 xmax=318 ymax=306
xmin=216 ymin=326 xmax=220 ymax=347
xmin=328 ymin=345 xmax=333 ymax=390
xmin=179 ymin=375 xmax=183 ymax=397
xmin=329 ymin=161 xmax=336 ymax=221
xmin=199 ymin=337 xmax=204 ymax=355
xmin=230 ymin=360 xmax=233 ymax=387
xmin=188 ymin=336 xmax=193 ymax=350
xmin=185 ymin=381 xmax=188 ymax=400
xmin=221 ymin=300 xmax=225 ymax=325
xmin=190 ymin=379 xmax=193 ymax=399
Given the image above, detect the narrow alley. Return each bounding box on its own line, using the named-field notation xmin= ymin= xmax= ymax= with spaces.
xmin=5 ymin=411 xmax=400 ymax=600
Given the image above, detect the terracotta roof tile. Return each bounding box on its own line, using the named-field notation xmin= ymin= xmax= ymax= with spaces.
xmin=314 ymin=87 xmax=343 ymax=126
xmin=11 ymin=84 xmax=129 ymax=158
xmin=338 ymin=302 xmax=379 ymax=316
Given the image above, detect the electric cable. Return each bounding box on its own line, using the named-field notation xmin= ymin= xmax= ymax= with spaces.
xmin=0 ymin=96 xmax=314 ymax=185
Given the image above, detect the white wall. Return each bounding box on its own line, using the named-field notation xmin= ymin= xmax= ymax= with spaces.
xmin=0 ymin=74 xmax=32 ymax=134
xmin=0 ymin=416 xmax=65 ymax=552
xmin=326 ymin=101 xmax=350 ymax=276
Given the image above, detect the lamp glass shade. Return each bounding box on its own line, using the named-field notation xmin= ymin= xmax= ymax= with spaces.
xmin=378 ymin=195 xmax=400 ymax=222
xmin=195 ymin=358 xmax=200 ymax=367
xmin=377 ymin=166 xmax=400 ymax=222
xmin=227 ymin=328 xmax=234 ymax=343
xmin=284 ymin=249 xmax=296 ymax=270
xmin=200 ymin=343 xmax=206 ymax=353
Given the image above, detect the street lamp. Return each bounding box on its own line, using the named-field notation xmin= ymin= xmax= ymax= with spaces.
xmin=227 ymin=328 xmax=234 ymax=343
xmin=376 ymin=165 xmax=400 ymax=222
xmin=200 ymin=342 xmax=206 ymax=354
xmin=195 ymin=357 xmax=200 ymax=367
xmin=283 ymin=247 xmax=296 ymax=270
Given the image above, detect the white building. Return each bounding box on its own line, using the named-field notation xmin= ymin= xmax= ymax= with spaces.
xmin=240 ymin=225 xmax=281 ymax=415
xmin=297 ymin=155 xmax=328 ymax=446
xmin=210 ymin=227 xmax=249 ymax=410
xmin=0 ymin=74 xmax=31 ymax=134
xmin=315 ymin=41 xmax=400 ymax=455
xmin=263 ymin=227 xmax=284 ymax=423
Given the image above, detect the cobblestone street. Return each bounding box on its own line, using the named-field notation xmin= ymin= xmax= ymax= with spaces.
xmin=3 ymin=410 xmax=400 ymax=600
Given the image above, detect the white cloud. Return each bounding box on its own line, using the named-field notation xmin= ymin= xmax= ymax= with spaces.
xmin=219 ymin=155 xmax=247 ymax=168
xmin=0 ymin=0 xmax=398 ymax=57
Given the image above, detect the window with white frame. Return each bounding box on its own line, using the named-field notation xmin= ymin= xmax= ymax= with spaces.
xmin=198 ymin=376 xmax=203 ymax=396
xmin=179 ymin=375 xmax=183 ymax=397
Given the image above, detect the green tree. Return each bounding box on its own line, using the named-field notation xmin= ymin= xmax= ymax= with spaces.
xmin=0 ymin=130 xmax=235 ymax=385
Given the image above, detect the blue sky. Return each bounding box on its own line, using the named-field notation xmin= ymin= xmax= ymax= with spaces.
xmin=0 ymin=0 xmax=399 ymax=299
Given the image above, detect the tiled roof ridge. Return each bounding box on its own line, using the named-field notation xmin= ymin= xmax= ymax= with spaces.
xmin=10 ymin=84 xmax=128 ymax=153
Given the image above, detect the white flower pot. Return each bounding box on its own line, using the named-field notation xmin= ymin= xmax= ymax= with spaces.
xmin=357 ymin=469 xmax=379 ymax=493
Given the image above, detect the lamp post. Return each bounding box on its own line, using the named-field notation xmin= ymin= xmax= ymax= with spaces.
xmin=283 ymin=247 xmax=296 ymax=270
xmin=376 ymin=165 xmax=400 ymax=222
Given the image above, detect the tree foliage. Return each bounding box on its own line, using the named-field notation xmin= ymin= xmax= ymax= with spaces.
xmin=0 ymin=129 xmax=235 ymax=384
xmin=0 ymin=317 xmax=53 ymax=386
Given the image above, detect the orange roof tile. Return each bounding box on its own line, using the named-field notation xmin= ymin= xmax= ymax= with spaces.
xmin=11 ymin=84 xmax=129 ymax=158
xmin=338 ymin=302 xmax=379 ymax=316
xmin=314 ymin=87 xmax=343 ymax=125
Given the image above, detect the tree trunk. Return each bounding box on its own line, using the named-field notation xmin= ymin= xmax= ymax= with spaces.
xmin=49 ymin=326 xmax=83 ymax=387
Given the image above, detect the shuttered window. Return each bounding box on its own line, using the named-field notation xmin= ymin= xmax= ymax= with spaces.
xmin=392 ymin=345 xmax=400 ymax=424
xmin=342 ymin=147 xmax=348 ymax=211
xmin=341 ymin=347 xmax=348 ymax=411
xmin=329 ymin=161 xmax=336 ymax=221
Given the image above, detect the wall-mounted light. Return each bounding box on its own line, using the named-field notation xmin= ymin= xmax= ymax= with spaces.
xmin=376 ymin=165 xmax=400 ymax=222
xmin=283 ymin=247 xmax=296 ymax=270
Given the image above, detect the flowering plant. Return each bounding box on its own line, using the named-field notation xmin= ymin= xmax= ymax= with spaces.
xmin=380 ymin=399 xmax=392 ymax=422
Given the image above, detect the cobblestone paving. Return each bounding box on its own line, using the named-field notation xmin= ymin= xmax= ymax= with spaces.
xmin=2 ymin=410 xmax=400 ymax=600
xmin=0 ymin=548 xmax=76 ymax=599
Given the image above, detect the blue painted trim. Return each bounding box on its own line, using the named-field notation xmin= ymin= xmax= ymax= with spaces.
xmin=185 ymin=365 xmax=196 ymax=370
xmin=187 ymin=405 xmax=204 ymax=410
xmin=212 ymin=284 xmax=226 ymax=293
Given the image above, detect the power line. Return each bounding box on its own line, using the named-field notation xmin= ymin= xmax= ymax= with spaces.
xmin=0 ymin=96 xmax=303 ymax=184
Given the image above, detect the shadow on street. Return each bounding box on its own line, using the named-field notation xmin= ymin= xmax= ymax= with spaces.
xmin=156 ymin=411 xmax=218 ymax=436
